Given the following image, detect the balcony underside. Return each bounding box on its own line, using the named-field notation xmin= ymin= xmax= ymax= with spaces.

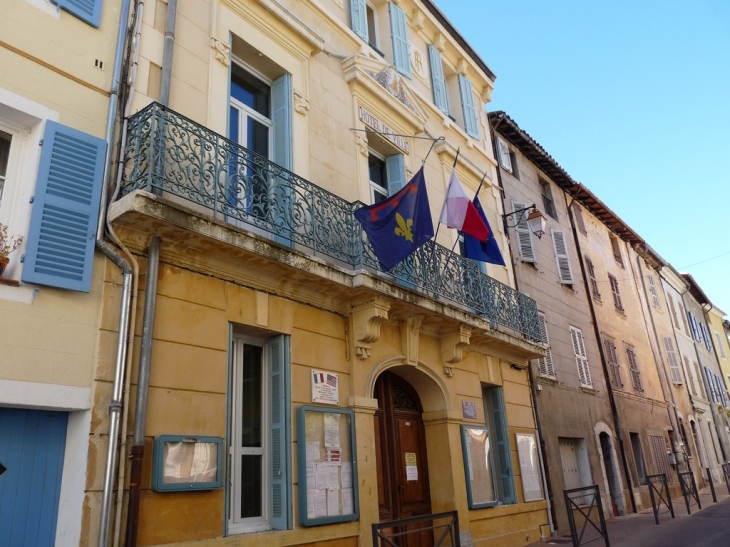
xmin=109 ymin=190 xmax=544 ymax=360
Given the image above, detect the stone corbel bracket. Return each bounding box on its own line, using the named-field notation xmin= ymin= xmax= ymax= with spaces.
xmin=401 ymin=315 xmax=424 ymax=366
xmin=211 ymin=37 xmax=230 ymax=66
xmin=352 ymin=297 xmax=391 ymax=360
xmin=440 ymin=325 xmax=472 ymax=377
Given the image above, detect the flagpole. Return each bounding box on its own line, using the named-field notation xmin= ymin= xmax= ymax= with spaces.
xmin=430 ymin=148 xmax=461 ymax=297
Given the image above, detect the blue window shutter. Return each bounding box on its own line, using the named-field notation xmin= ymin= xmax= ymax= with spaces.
xmin=389 ymin=3 xmax=412 ymax=78
xmin=385 ymin=154 xmax=405 ymax=195
xmin=428 ymin=45 xmax=449 ymax=114
xmin=272 ymin=74 xmax=292 ymax=171
xmin=22 ymin=121 xmax=106 ymax=292
xmin=269 ymin=335 xmax=291 ymax=530
xmin=487 ymin=387 xmax=516 ymax=504
xmin=52 ymin=0 xmax=103 ymax=28
xmin=350 ymin=0 xmax=368 ymax=41
xmin=458 ymin=75 xmax=480 ymax=139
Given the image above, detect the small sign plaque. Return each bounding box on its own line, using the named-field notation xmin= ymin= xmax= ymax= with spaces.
xmin=358 ymin=107 xmax=409 ymax=154
xmin=311 ymin=370 xmax=339 ymax=405
xmin=462 ymin=400 xmax=477 ymax=419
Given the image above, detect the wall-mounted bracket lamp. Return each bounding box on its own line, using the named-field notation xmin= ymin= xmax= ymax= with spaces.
xmin=502 ymin=203 xmax=547 ymax=239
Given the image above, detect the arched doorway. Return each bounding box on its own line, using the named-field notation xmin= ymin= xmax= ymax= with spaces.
xmin=374 ymin=370 xmax=433 ymax=546
xmin=599 ymin=432 xmax=623 ymax=516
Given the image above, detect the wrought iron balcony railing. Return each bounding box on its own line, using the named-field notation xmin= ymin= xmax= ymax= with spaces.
xmin=121 ymin=102 xmax=541 ymax=341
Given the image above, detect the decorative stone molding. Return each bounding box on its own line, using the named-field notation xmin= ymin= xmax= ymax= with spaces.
xmin=433 ymin=34 xmax=445 ymax=53
xmin=365 ymin=67 xmax=417 ymax=114
xmin=356 ymin=134 xmax=369 ymax=157
xmin=456 ymin=58 xmax=468 ymax=76
xmin=441 ymin=325 xmax=472 ymax=378
xmin=352 ymin=297 xmax=391 ymax=360
xmin=211 ymin=37 xmax=230 ymax=66
xmin=294 ymin=91 xmax=309 ymax=115
xmin=401 ymin=315 xmax=424 ymax=366
xmin=411 ymin=10 xmax=425 ymax=31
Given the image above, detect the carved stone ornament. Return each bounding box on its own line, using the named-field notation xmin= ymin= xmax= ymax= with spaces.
xmin=401 ymin=315 xmax=423 ymax=366
xmin=356 ymin=133 xmax=369 ymax=157
xmin=365 ymin=67 xmax=416 ymax=114
xmin=352 ymin=298 xmax=391 ymax=360
xmin=211 ymin=37 xmax=230 ymax=67
xmin=441 ymin=325 xmax=472 ymax=378
xmin=294 ymin=91 xmax=309 ymax=115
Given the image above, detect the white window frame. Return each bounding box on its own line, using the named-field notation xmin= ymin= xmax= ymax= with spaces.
xmin=229 ymin=60 xmax=274 ymax=159
xmin=368 ymin=149 xmax=388 ymax=203
xmin=229 ymin=335 xmax=271 ymax=534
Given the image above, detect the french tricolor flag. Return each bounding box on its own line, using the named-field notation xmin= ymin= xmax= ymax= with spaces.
xmin=439 ymin=169 xmax=489 ymax=241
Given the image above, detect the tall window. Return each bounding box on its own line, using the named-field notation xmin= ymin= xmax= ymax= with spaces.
xmin=624 ymin=343 xmax=643 ymax=393
xmin=610 ymin=236 xmax=623 ymax=267
xmin=570 ymin=326 xmax=592 ymax=387
xmin=716 ymin=332 xmax=727 ymax=359
xmin=536 ymin=313 xmax=555 ymax=378
xmin=603 ymin=336 xmax=623 ymax=389
xmin=684 ymin=356 xmax=697 ymax=396
xmin=572 ymin=203 xmax=587 ymax=235
xmin=512 ymin=200 xmax=535 ymax=263
xmin=551 ymin=229 xmax=574 ymax=285
xmin=647 ymin=275 xmax=661 ymax=308
xmin=609 ymin=274 xmax=624 ymax=313
xmin=0 ymin=130 xmax=10 ymax=207
xmin=667 ymin=293 xmax=679 ymax=328
xmin=229 ymin=334 xmax=290 ymax=534
xmin=368 ymin=151 xmax=404 ymax=204
xmin=540 ymin=180 xmax=557 ymax=220
xmin=586 ymin=257 xmax=601 ymax=301
xmin=663 ymin=336 xmax=683 ymax=384
xmin=482 ymin=386 xmax=516 ymax=504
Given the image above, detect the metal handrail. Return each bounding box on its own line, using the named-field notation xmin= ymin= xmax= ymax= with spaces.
xmin=645 ymin=473 xmax=674 ymax=525
xmin=121 ymin=102 xmax=542 ymax=340
xmin=372 ymin=511 xmax=459 ymax=547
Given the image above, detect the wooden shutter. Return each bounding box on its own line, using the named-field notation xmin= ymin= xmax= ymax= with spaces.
xmin=350 ymin=0 xmax=368 ymax=41
xmin=487 ymin=388 xmax=515 ymax=504
xmin=679 ymin=304 xmax=690 ymax=336
xmin=21 ymin=121 xmax=106 ymax=292
xmin=389 ymin=3 xmax=412 ymax=77
xmin=667 ymin=293 xmax=679 ymax=329
xmin=551 ymin=229 xmax=574 ymax=284
xmin=700 ymin=323 xmax=712 ymax=352
xmin=497 ymin=138 xmax=512 ymax=172
xmin=385 ymin=154 xmax=405 ymax=195
xmin=512 ymin=200 xmax=535 ymax=263
xmin=586 ymin=257 xmax=601 ymax=300
xmin=572 ymin=203 xmax=587 ymax=234
xmin=458 ymin=74 xmax=479 ymax=138
xmin=663 ymin=336 xmax=683 ymax=384
xmin=648 ymin=276 xmax=660 ymax=307
xmin=52 ymin=0 xmax=103 ymax=28
xmin=624 ymin=344 xmax=643 ymax=392
xmin=428 ymin=45 xmax=449 ymax=114
xmin=609 ymin=274 xmax=623 ymax=312
xmin=715 ymin=332 xmax=727 ymax=358
xmin=603 ymin=336 xmax=622 ymax=388
xmin=536 ymin=313 xmax=555 ymax=378
xmin=269 ymin=335 xmax=290 ymax=530
xmin=570 ymin=326 xmax=592 ymax=387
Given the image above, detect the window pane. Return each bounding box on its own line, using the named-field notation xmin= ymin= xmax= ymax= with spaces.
xmin=466 ymin=428 xmax=496 ymax=504
xmin=231 ymin=66 xmax=270 ymax=117
xmin=240 ymin=455 xmax=263 ymax=518
xmin=241 ymin=344 xmax=263 ymax=448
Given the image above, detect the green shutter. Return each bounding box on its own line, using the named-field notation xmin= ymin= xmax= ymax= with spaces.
xmin=22 ymin=121 xmax=106 ymax=292
xmin=389 ymin=3 xmax=412 ymax=78
xmin=385 ymin=154 xmax=405 ymax=195
xmin=52 ymin=0 xmax=103 ymax=28
xmin=269 ymin=335 xmax=291 ymax=530
xmin=428 ymin=45 xmax=449 ymax=114
xmin=351 ymin=0 xmax=368 ymax=41
xmin=487 ymin=388 xmax=515 ymax=504
xmin=271 ymin=74 xmax=293 ymax=247
xmin=458 ymin=75 xmax=479 ymax=138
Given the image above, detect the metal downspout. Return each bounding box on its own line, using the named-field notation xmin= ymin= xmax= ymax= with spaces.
xmin=563 ymin=190 xmax=637 ymax=514
xmin=96 ymin=1 xmax=135 ymax=547
xmin=488 ymin=115 xmax=556 ymax=535
xmin=159 ymin=0 xmax=177 ymax=106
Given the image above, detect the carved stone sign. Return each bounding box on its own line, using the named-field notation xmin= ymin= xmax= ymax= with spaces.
xmin=358 ymin=106 xmax=409 ymax=154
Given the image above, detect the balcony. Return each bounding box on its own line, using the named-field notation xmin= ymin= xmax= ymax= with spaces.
xmin=120 ymin=102 xmax=541 ymax=342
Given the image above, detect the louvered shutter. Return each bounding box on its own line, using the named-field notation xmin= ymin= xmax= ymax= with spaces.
xmin=512 ymin=201 xmax=535 ymax=263
xmin=497 ymin=138 xmax=512 ymax=172
xmin=385 ymin=154 xmax=405 ymax=195
xmin=603 ymin=337 xmax=622 ymax=388
xmin=551 ymin=229 xmax=574 ymax=284
xmin=667 ymin=293 xmax=679 ymax=328
xmin=487 ymin=388 xmax=515 ymax=504
xmin=663 ymin=336 xmax=683 ymax=384
xmin=648 ymin=275 xmax=660 ymax=307
xmin=625 ymin=345 xmax=643 ymax=392
xmin=271 ymin=74 xmax=293 ymax=247
xmin=572 ymin=203 xmax=587 ymax=234
xmin=22 ymin=121 xmax=106 ymax=292
xmin=52 ymin=0 xmax=103 ymax=28
xmin=428 ymin=45 xmax=449 ymax=114
xmin=269 ymin=335 xmax=290 ymax=530
xmin=570 ymin=327 xmax=592 ymax=387
xmin=536 ymin=313 xmax=555 ymax=378
xmin=458 ymin=75 xmax=479 ymax=138
xmin=586 ymin=257 xmax=601 ymax=300
xmin=715 ymin=332 xmax=727 ymax=358
xmin=389 ymin=3 xmax=412 ymax=77
xmin=701 ymin=323 xmax=712 ymax=352
xmin=350 ymin=0 xmax=368 ymax=41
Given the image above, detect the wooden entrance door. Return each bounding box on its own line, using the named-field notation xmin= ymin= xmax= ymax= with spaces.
xmin=374 ymin=371 xmax=432 ymax=546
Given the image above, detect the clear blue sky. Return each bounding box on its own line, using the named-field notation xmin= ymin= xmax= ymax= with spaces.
xmin=434 ymin=1 xmax=730 ymax=317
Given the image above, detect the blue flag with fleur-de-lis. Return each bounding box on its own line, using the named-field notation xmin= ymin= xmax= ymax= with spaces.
xmin=355 ymin=167 xmax=434 ymax=270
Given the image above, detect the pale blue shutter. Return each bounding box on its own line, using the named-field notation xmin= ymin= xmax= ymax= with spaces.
xmin=22 ymin=121 xmax=106 ymax=292
xmin=389 ymin=3 xmax=412 ymax=78
xmin=271 ymin=74 xmax=293 ymax=247
xmin=52 ymin=0 xmax=103 ymax=28
xmin=458 ymin=75 xmax=479 ymax=138
xmin=488 ymin=388 xmax=516 ymax=504
xmin=269 ymin=335 xmax=290 ymax=530
xmin=351 ymin=0 xmax=368 ymax=42
xmin=385 ymin=154 xmax=405 ymax=195
xmin=428 ymin=45 xmax=449 ymax=114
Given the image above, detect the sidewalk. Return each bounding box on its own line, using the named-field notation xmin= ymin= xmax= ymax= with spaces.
xmin=531 ymin=485 xmax=730 ymax=547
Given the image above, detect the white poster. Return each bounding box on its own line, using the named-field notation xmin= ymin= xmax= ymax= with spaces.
xmin=311 ymin=369 xmax=339 ymax=404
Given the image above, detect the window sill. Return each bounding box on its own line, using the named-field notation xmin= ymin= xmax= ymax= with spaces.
xmin=0 ymin=277 xmax=20 ymax=287
xmin=581 ymin=386 xmax=598 ymax=394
